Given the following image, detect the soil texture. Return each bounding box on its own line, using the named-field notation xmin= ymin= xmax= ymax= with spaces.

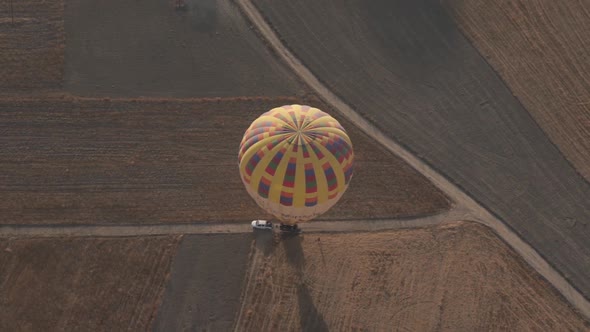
xmin=64 ymin=0 xmax=304 ymax=97
xmin=153 ymin=233 xmax=252 ymax=331
xmin=0 ymin=235 xmax=180 ymax=331
xmin=253 ymin=0 xmax=590 ymax=299
xmin=446 ymin=0 xmax=590 ymax=182
xmin=235 ymin=222 xmax=590 ymax=331
xmin=0 ymin=0 xmax=64 ymax=90
xmin=0 ymin=96 xmax=450 ymax=225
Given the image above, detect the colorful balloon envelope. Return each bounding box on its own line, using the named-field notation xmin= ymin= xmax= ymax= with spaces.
xmin=238 ymin=105 xmax=354 ymax=224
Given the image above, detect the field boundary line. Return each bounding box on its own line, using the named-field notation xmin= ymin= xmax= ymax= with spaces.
xmin=235 ymin=0 xmax=590 ymax=318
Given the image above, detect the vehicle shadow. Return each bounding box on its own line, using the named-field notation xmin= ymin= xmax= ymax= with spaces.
xmin=283 ymin=236 xmax=329 ymax=332
xmin=253 ymin=229 xmax=276 ymax=257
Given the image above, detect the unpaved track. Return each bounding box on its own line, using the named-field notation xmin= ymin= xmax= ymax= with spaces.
xmin=237 ymin=0 xmax=590 ymax=318
xmin=0 ymin=208 xmax=467 ymax=237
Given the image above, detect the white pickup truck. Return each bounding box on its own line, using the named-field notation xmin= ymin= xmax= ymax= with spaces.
xmin=251 ymin=219 xmax=273 ymax=230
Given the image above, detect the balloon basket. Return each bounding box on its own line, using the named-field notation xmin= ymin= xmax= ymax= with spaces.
xmin=279 ymin=223 xmax=302 ymax=235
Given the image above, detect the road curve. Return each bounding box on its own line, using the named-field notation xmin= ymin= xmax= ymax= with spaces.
xmin=235 ymin=0 xmax=590 ymax=319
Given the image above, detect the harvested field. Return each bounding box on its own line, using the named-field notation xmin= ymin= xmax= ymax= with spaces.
xmin=236 ymin=222 xmax=590 ymax=331
xmin=154 ymin=234 xmax=252 ymax=331
xmin=0 ymin=235 xmax=180 ymax=331
xmin=253 ymin=0 xmax=590 ymax=299
xmin=0 ymin=96 xmax=449 ymax=225
xmin=0 ymin=0 xmax=64 ymax=90
xmin=445 ymin=0 xmax=590 ymax=182
xmin=64 ymin=0 xmax=304 ymax=97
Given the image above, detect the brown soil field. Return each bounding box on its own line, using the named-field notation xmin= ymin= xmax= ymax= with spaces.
xmin=0 ymin=96 xmax=449 ymax=225
xmin=445 ymin=0 xmax=590 ymax=182
xmin=0 ymin=0 xmax=64 ymax=90
xmin=253 ymin=0 xmax=590 ymax=300
xmin=154 ymin=233 xmax=252 ymax=331
xmin=0 ymin=235 xmax=180 ymax=331
xmin=235 ymin=222 xmax=590 ymax=331
xmin=64 ymin=0 xmax=304 ymax=97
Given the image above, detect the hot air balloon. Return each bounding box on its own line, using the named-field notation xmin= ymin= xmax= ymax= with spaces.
xmin=238 ymin=104 xmax=354 ymax=231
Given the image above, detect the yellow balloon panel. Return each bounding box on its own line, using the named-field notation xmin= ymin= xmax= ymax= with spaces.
xmin=238 ymin=105 xmax=354 ymax=223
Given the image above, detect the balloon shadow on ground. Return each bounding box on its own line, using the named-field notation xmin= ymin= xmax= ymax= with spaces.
xmin=253 ymin=229 xmax=276 ymax=257
xmin=283 ymin=236 xmax=329 ymax=332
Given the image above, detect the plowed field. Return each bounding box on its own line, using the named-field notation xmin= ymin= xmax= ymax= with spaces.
xmin=235 ymin=222 xmax=590 ymax=331
xmin=154 ymin=234 xmax=252 ymax=331
xmin=446 ymin=0 xmax=590 ymax=182
xmin=64 ymin=0 xmax=303 ymax=97
xmin=0 ymin=235 xmax=180 ymax=331
xmin=0 ymin=96 xmax=449 ymax=225
xmin=0 ymin=0 xmax=64 ymax=90
xmin=253 ymin=0 xmax=590 ymax=300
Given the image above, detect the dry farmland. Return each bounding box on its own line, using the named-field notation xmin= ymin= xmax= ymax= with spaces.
xmin=252 ymin=0 xmax=590 ymax=301
xmin=0 ymin=96 xmax=450 ymax=225
xmin=446 ymin=0 xmax=590 ymax=181
xmin=2 ymin=0 xmax=590 ymax=329
xmin=0 ymin=235 xmax=180 ymax=331
xmin=235 ymin=222 xmax=590 ymax=331
xmin=0 ymin=0 xmax=64 ymax=90
xmin=64 ymin=0 xmax=304 ymax=97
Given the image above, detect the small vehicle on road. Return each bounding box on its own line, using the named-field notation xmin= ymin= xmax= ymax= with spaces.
xmin=251 ymin=219 xmax=273 ymax=230
xmin=279 ymin=223 xmax=301 ymax=234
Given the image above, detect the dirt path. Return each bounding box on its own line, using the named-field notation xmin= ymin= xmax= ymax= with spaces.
xmin=235 ymin=0 xmax=590 ymax=319
xmin=0 ymin=208 xmax=467 ymax=237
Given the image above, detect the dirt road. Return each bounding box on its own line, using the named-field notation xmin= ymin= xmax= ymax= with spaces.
xmin=0 ymin=207 xmax=468 ymax=237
